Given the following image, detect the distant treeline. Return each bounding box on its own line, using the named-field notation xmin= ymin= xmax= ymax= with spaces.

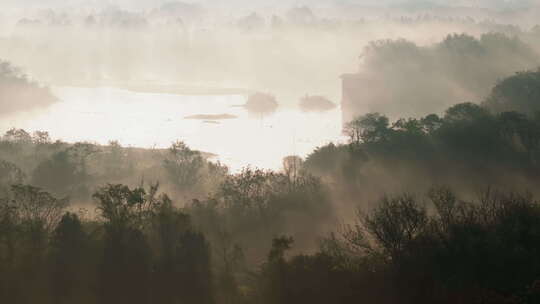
xmin=317 ymin=69 xmax=540 ymax=201
xmin=346 ymin=32 xmax=540 ymax=119
xmin=0 ymin=60 xmax=56 ymax=115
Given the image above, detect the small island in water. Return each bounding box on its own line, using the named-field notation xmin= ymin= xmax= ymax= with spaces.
xmin=244 ymin=92 xmax=279 ymax=116
xmin=184 ymin=113 xmax=238 ymax=120
xmin=299 ymin=95 xmax=336 ymax=112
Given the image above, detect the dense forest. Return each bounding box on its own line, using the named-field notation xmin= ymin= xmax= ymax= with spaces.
xmin=2 ymin=66 xmax=540 ymax=303
xmin=352 ymin=32 xmax=540 ymax=118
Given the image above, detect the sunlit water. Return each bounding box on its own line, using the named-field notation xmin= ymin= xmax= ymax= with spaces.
xmin=0 ymin=87 xmax=347 ymax=172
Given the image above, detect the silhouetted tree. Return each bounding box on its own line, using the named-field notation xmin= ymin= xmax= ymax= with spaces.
xmin=163 ymin=141 xmax=204 ymax=191
xmin=95 ymin=184 xmax=155 ymax=304
xmin=50 ymin=212 xmax=90 ymax=304
xmin=150 ymin=198 xmax=191 ymax=304
xmin=175 ymin=230 xmax=214 ymax=304
xmin=344 ymin=113 xmax=390 ymax=145
xmin=32 ymin=151 xmax=81 ymax=195
xmin=0 ymin=160 xmax=25 ymax=189
xmin=485 ymin=69 xmax=540 ymax=114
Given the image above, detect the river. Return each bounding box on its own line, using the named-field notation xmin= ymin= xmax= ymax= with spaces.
xmin=0 ymin=86 xmax=346 ymax=172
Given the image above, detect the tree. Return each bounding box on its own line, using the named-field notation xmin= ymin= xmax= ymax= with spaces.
xmin=1 ymin=185 xmax=67 ymax=303
xmin=0 ymin=160 xmax=25 ymax=189
xmin=94 ymin=184 xmax=158 ymax=304
xmin=3 ymin=128 xmax=32 ymax=143
xmin=443 ymin=102 xmax=490 ymax=123
xmin=496 ymin=111 xmax=540 ymax=161
xmin=150 ymin=199 xmax=191 ymax=304
xmin=344 ymin=113 xmax=390 ymax=145
xmin=32 ymin=131 xmax=51 ymax=145
xmin=50 ymin=213 xmax=90 ymax=304
xmin=103 ymin=140 xmax=132 ymax=178
xmin=175 ymin=230 xmax=214 ymax=304
xmin=258 ymin=236 xmax=294 ymax=304
xmin=484 ymin=70 xmax=540 ymax=114
xmin=268 ymin=236 xmax=294 ymax=262
xmin=9 ymin=184 xmax=68 ymax=233
xmin=282 ymin=155 xmax=303 ymax=186
xmin=393 ymin=118 xmax=424 ymax=135
xmin=163 ymin=141 xmax=204 ymax=191
xmin=420 ymin=114 xmax=443 ymax=134
xmin=67 ymin=142 xmax=100 ymax=175
xmin=32 ymin=151 xmax=81 ymax=195
xmin=146 ymin=194 xmax=216 ymax=304
xmin=346 ymin=194 xmax=429 ymax=263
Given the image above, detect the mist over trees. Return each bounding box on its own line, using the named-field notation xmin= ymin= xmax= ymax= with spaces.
xmin=314 ymin=70 xmax=540 ymax=203
xmin=1 ymin=69 xmax=540 ymax=302
xmin=484 ymin=69 xmax=540 ymax=114
xmin=2 ymin=1 xmax=540 ymax=303
xmin=2 ymin=3 xmax=540 ymax=105
xmin=0 ymin=60 xmax=56 ymax=115
xmin=344 ymin=32 xmax=540 ymax=120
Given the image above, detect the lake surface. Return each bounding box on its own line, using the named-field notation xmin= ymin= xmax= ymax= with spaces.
xmin=0 ymin=86 xmax=346 ymax=172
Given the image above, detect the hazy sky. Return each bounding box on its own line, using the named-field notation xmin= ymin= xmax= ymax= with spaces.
xmin=1 ymin=0 xmax=536 ymax=10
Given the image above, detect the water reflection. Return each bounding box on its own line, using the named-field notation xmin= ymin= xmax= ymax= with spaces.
xmin=0 ymin=86 xmax=346 ymax=172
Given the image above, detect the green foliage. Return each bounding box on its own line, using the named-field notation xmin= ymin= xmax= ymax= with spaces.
xmin=308 ymin=99 xmax=540 ymax=197
xmin=32 ymin=151 xmax=82 ymax=195
xmin=188 ymin=167 xmax=333 ymax=272
xmin=8 ymin=184 xmax=68 ymax=232
xmin=485 ymin=69 xmax=540 ymax=114
xmin=0 ymin=133 xmax=225 ymax=199
xmin=163 ymin=141 xmax=206 ymax=191
xmin=3 ymin=128 xmax=32 ymax=143
xmin=267 ymin=236 xmax=294 ymax=262
xmin=0 ymin=185 xmax=67 ymax=304
xmin=0 ymin=182 xmax=219 ymax=304
xmin=358 ymin=194 xmax=429 ymax=262
xmin=93 ymin=184 xmax=215 ymax=304
xmin=344 ymin=113 xmax=390 ymax=144
xmin=253 ymin=236 xmax=391 ymax=304
xmin=175 ymin=230 xmax=214 ymax=304
xmin=353 ymin=33 xmax=540 ymax=118
xmin=50 ymin=213 xmax=92 ymax=304
xmin=249 ymin=188 xmax=540 ymax=304
xmin=94 ymin=183 xmax=161 ymax=230
xmin=3 ymin=64 xmax=540 ymax=303
xmin=282 ymin=155 xmax=303 ymax=185
xmin=0 ymin=160 xmax=25 ymax=189
xmin=304 ymin=143 xmax=368 ymax=182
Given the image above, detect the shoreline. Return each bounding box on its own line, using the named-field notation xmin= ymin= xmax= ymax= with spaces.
xmin=51 ymin=82 xmax=251 ymax=96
